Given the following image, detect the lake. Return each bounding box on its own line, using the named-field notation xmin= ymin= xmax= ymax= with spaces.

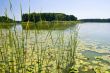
xmin=13 ymin=22 xmax=110 ymax=42
xmin=1 ymin=22 xmax=110 ymax=72
xmin=12 ymin=22 xmax=110 ymax=58
xmin=12 ymin=22 xmax=110 ymax=51
xmin=79 ymin=23 xmax=110 ymax=43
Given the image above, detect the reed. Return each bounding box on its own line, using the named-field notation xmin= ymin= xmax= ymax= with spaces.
xmin=0 ymin=0 xmax=79 ymax=73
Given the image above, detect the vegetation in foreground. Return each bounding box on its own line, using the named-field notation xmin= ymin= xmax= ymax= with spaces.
xmin=0 ymin=22 xmax=79 ymax=73
xmin=0 ymin=25 xmax=110 ymax=73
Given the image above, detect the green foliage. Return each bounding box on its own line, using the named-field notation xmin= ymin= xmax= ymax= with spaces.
xmin=0 ymin=0 xmax=79 ymax=73
xmin=0 ymin=23 xmax=13 ymax=29
xmin=80 ymin=19 xmax=110 ymax=22
xmin=21 ymin=21 xmax=78 ymax=30
xmin=22 ymin=13 xmax=77 ymax=22
xmin=0 ymin=16 xmax=13 ymax=23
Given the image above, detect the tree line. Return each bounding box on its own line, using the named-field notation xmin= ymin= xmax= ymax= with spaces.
xmin=0 ymin=16 xmax=13 ymax=22
xmin=80 ymin=19 xmax=110 ymax=22
xmin=22 ymin=13 xmax=77 ymax=22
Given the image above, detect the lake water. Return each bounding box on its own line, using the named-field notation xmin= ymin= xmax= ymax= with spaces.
xmin=14 ymin=23 xmax=110 ymax=39
xmin=1 ymin=22 xmax=110 ymax=72
xmin=2 ymin=22 xmax=110 ymax=61
xmin=78 ymin=23 xmax=110 ymax=43
xmin=12 ymin=22 xmax=110 ymax=48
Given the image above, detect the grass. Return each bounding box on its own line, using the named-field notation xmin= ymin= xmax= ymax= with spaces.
xmin=0 ymin=21 xmax=78 ymax=30
xmin=21 ymin=21 xmax=78 ymax=30
xmin=0 ymin=22 xmax=14 ymax=29
xmin=0 ymin=24 xmax=79 ymax=73
xmin=0 ymin=0 xmax=79 ymax=73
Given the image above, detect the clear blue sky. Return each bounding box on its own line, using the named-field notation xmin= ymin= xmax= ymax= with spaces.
xmin=0 ymin=0 xmax=110 ymax=21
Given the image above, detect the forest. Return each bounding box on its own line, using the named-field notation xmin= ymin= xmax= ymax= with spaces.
xmin=22 ymin=13 xmax=77 ymax=22
xmin=0 ymin=16 xmax=13 ymax=22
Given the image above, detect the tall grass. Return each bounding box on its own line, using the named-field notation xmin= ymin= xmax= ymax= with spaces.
xmin=0 ymin=0 xmax=79 ymax=73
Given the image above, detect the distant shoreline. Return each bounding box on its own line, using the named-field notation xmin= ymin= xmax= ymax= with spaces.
xmin=79 ymin=19 xmax=110 ymax=23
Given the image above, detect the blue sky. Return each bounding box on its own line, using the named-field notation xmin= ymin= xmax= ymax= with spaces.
xmin=0 ymin=0 xmax=110 ymax=21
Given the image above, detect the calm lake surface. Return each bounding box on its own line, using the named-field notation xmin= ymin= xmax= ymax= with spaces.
xmin=13 ymin=22 xmax=110 ymax=47
xmin=78 ymin=23 xmax=110 ymax=43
